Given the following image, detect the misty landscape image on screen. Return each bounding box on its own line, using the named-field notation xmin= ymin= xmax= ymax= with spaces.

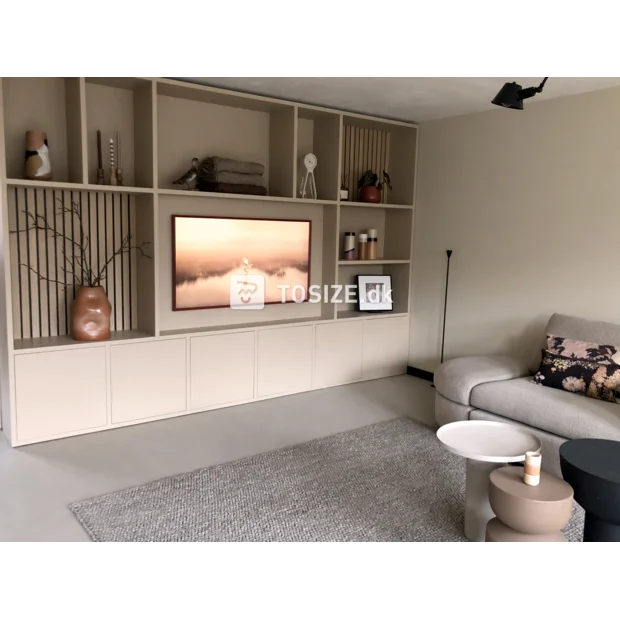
xmin=173 ymin=216 xmax=311 ymax=309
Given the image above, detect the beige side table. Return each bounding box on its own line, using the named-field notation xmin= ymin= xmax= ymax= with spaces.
xmin=436 ymin=421 xmax=541 ymax=541
xmin=486 ymin=465 xmax=573 ymax=542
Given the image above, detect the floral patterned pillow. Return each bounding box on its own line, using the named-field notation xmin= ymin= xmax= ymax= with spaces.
xmin=546 ymin=334 xmax=620 ymax=364
xmin=532 ymin=349 xmax=620 ymax=403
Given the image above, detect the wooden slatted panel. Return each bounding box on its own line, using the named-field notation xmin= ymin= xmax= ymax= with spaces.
xmin=8 ymin=188 xmax=138 ymax=339
xmin=342 ymin=125 xmax=390 ymax=203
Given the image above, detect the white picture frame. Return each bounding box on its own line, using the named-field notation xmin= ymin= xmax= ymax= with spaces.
xmin=356 ymin=274 xmax=393 ymax=312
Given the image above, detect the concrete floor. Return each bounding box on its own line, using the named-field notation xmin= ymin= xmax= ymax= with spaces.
xmin=0 ymin=375 xmax=435 ymax=541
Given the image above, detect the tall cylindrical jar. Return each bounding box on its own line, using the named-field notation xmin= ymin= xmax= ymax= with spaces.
xmin=358 ymin=233 xmax=368 ymax=260
xmin=343 ymin=232 xmax=356 ymax=260
xmin=367 ymin=233 xmax=378 ymax=260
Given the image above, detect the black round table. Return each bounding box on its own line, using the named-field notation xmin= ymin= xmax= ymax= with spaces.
xmin=560 ymin=438 xmax=620 ymax=542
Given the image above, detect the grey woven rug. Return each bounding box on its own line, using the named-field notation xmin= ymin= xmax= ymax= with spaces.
xmin=70 ymin=418 xmax=584 ymax=542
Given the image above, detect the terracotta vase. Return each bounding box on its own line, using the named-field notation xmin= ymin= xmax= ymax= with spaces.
xmin=359 ymin=186 xmax=381 ymax=203
xmin=25 ymin=131 xmax=52 ymax=181
xmin=71 ymin=286 xmax=111 ymax=341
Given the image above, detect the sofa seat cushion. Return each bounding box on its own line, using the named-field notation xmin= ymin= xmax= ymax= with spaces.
xmin=471 ymin=377 xmax=620 ymax=441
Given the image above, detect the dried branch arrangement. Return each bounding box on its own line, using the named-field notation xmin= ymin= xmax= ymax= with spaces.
xmin=11 ymin=198 xmax=151 ymax=288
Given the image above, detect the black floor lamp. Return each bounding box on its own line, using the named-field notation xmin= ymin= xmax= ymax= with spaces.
xmin=440 ymin=250 xmax=453 ymax=365
xmin=430 ymin=249 xmax=452 ymax=388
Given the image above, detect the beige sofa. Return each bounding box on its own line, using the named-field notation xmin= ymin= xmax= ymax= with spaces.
xmin=434 ymin=313 xmax=620 ymax=475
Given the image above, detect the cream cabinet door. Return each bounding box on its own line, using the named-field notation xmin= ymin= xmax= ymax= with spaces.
xmin=190 ymin=331 xmax=255 ymax=409
xmin=362 ymin=316 xmax=409 ymax=380
xmin=111 ymin=339 xmax=187 ymax=424
xmin=15 ymin=347 xmax=107 ymax=443
xmin=314 ymin=321 xmax=363 ymax=388
xmin=257 ymin=325 xmax=313 ymax=397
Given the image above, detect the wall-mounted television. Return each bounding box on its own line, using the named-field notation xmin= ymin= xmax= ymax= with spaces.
xmin=172 ymin=215 xmax=312 ymax=311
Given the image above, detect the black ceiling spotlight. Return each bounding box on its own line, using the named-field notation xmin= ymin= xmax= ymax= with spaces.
xmin=492 ymin=77 xmax=549 ymax=110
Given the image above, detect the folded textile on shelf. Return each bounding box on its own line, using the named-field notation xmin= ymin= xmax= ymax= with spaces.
xmin=201 ymin=156 xmax=265 ymax=176
xmin=197 ymin=182 xmax=268 ymax=196
xmin=199 ymin=170 xmax=265 ymax=186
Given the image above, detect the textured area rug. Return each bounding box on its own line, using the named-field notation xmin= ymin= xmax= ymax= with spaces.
xmin=70 ymin=418 xmax=584 ymax=542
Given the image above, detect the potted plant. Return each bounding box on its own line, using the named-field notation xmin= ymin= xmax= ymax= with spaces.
xmin=13 ymin=198 xmax=151 ymax=342
xmin=358 ymin=169 xmax=392 ymax=203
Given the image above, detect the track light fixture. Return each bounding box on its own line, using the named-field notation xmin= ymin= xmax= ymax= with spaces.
xmin=492 ymin=77 xmax=549 ymax=110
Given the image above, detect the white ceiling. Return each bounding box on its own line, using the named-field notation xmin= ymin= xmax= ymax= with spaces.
xmin=175 ymin=77 xmax=620 ymax=123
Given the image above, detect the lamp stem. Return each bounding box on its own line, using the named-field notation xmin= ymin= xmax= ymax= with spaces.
xmin=440 ymin=250 xmax=453 ymax=364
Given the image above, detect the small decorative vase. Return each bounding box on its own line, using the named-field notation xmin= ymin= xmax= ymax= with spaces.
xmin=25 ymin=131 xmax=52 ymax=181
xmin=359 ymin=186 xmax=381 ymax=203
xmin=71 ymin=286 xmax=112 ymax=342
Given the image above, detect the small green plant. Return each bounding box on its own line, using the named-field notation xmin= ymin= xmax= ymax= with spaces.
xmin=358 ymin=169 xmax=392 ymax=191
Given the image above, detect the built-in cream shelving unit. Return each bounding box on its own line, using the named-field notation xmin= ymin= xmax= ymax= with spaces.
xmin=0 ymin=77 xmax=418 ymax=446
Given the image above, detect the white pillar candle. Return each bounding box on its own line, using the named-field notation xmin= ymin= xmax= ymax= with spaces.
xmin=524 ymin=451 xmax=541 ymax=486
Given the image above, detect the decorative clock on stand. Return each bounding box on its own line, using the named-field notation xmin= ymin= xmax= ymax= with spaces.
xmin=299 ymin=153 xmax=317 ymax=199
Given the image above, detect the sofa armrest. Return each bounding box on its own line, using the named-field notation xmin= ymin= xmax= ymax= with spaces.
xmin=434 ymin=356 xmax=530 ymax=406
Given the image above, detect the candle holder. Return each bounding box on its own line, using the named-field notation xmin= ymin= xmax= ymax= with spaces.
xmin=108 ymin=137 xmax=118 ymax=186
xmin=524 ymin=451 xmax=541 ymax=486
xmin=114 ymin=131 xmax=124 ymax=186
xmin=96 ymin=129 xmax=105 ymax=184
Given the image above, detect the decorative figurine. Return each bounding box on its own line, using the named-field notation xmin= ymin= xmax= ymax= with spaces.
xmin=108 ymin=138 xmax=118 ymax=186
xmin=25 ymin=131 xmax=52 ymax=180
xmin=299 ymin=153 xmax=317 ymax=199
xmin=96 ymin=130 xmax=105 ymax=185
xmin=173 ymin=158 xmax=200 ymax=190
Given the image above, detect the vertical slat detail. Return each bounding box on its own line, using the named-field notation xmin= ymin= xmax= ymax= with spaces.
xmin=10 ymin=188 xmax=139 ymax=342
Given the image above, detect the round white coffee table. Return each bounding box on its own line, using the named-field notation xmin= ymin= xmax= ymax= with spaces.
xmin=437 ymin=420 xmax=541 ymax=542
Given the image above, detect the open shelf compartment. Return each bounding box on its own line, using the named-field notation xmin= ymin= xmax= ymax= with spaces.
xmin=156 ymin=79 xmax=295 ymax=198
xmin=338 ymin=205 xmax=413 ymax=261
xmin=8 ymin=187 xmax=156 ymax=348
xmin=2 ymin=77 xmax=85 ymax=184
xmin=84 ymin=77 xmax=155 ymax=188
xmin=337 ymin=263 xmax=410 ymax=315
xmin=157 ymin=193 xmax=334 ymax=333
xmin=342 ymin=114 xmax=417 ymax=206
xmin=296 ymin=106 xmax=341 ymax=202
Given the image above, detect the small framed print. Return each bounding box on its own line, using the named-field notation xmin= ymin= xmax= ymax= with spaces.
xmin=356 ymin=274 xmax=393 ymax=312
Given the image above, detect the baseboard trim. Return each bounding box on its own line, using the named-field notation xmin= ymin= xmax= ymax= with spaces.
xmin=407 ymin=366 xmax=434 ymax=382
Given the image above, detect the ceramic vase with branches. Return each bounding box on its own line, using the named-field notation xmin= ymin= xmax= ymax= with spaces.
xmin=14 ymin=198 xmax=151 ymax=341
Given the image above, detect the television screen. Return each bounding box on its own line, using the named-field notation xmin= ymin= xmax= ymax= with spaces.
xmin=172 ymin=215 xmax=311 ymax=310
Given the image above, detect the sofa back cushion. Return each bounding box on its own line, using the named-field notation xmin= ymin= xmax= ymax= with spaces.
xmin=547 ymin=334 xmax=620 ymax=364
xmin=532 ymin=349 xmax=620 ymax=403
xmin=529 ymin=314 xmax=620 ymax=373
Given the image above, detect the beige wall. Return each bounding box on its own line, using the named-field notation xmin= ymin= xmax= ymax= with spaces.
xmin=410 ymin=86 xmax=620 ymax=372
